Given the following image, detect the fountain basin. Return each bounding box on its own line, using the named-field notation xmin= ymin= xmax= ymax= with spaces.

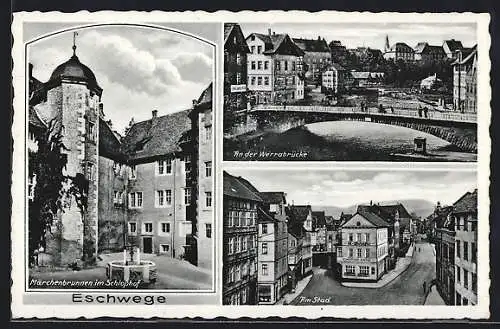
xmin=106 ymin=260 xmax=157 ymax=285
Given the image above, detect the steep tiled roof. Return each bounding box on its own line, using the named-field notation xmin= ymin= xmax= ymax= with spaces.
xmin=312 ymin=211 xmax=326 ymax=229
xmin=443 ymin=39 xmax=464 ymax=52
xmin=224 ymin=23 xmax=236 ymax=43
xmin=388 ymin=42 xmax=414 ymax=52
xmin=287 ymin=205 xmax=311 ymax=224
xmin=352 ymin=205 xmax=390 ymax=227
xmin=121 ymin=110 xmax=191 ymax=162
xmin=260 ymin=192 xmax=286 ymax=205
xmin=196 ymin=83 xmax=212 ymax=106
xmin=452 ymin=189 xmax=477 ymax=214
xmin=292 ymin=37 xmax=329 ymax=53
xmin=250 ymin=33 xmax=304 ymax=56
xmin=99 ymin=118 xmax=126 ymax=161
xmin=377 ymin=203 xmax=412 ymax=220
xmin=223 ymin=171 xmax=263 ymax=202
xmin=414 ymin=42 xmax=428 ymax=54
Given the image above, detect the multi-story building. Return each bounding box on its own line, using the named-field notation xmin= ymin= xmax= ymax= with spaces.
xmin=222 ymin=171 xmax=260 ymax=305
xmin=28 ymin=43 xmax=213 ymax=269
xmin=453 ymin=189 xmax=478 ymax=306
xmin=443 ymin=39 xmax=464 ymax=59
xmin=287 ymin=222 xmax=304 ymax=292
xmin=383 ymin=35 xmax=415 ymax=62
xmin=434 ymin=203 xmax=456 ymax=305
xmin=414 ymin=42 xmax=446 ymax=62
xmin=321 ymin=63 xmax=351 ymax=94
xmin=246 ymin=30 xmax=305 ymax=104
xmin=292 ymin=37 xmax=331 ymax=85
xmin=338 ymin=205 xmax=389 ymax=281
xmin=452 ymin=46 xmax=477 ymax=113
xmin=286 ymin=205 xmax=313 ymax=287
xmin=329 ymin=40 xmax=348 ymax=62
xmin=257 ymin=192 xmax=289 ymax=304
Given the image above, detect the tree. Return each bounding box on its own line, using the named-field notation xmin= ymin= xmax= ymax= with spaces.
xmin=28 ymin=119 xmax=89 ymax=266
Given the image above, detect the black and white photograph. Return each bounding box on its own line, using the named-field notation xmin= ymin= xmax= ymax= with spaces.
xmin=222 ymin=168 xmax=478 ymax=306
xmin=26 ymin=23 xmax=215 ymax=291
xmin=223 ymin=22 xmax=478 ymax=161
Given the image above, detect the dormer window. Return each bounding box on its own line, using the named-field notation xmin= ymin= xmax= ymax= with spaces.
xmin=357 ymin=221 xmax=361 ymax=226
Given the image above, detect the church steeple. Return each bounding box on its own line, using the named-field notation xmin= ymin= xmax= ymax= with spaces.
xmin=384 ymin=34 xmax=390 ymax=52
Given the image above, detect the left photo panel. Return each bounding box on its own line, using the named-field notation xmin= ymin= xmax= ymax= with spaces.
xmin=25 ymin=23 xmax=217 ymax=293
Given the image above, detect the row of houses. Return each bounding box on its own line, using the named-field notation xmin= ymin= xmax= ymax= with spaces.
xmin=429 ymin=189 xmax=478 ymax=305
xmin=222 ymin=171 xmax=417 ymax=305
xmin=28 ymin=45 xmax=213 ymax=269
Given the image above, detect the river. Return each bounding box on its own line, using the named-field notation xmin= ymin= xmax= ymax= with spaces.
xmin=224 ymin=121 xmax=476 ymax=161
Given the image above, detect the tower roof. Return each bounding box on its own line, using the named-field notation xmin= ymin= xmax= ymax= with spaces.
xmin=47 ymin=54 xmax=102 ymax=94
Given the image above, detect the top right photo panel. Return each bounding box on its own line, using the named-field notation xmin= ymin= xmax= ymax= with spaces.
xmin=223 ymin=22 xmax=479 ymax=162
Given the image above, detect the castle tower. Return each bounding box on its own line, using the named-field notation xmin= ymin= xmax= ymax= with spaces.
xmin=35 ymin=33 xmax=102 ymax=266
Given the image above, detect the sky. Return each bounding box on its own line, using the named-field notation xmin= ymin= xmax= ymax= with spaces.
xmin=224 ymin=169 xmax=477 ymax=208
xmin=26 ymin=23 xmax=217 ymax=135
xmin=239 ymin=22 xmax=477 ymax=51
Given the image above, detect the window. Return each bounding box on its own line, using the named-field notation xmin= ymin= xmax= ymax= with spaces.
xmin=284 ymin=61 xmax=288 ymax=71
xmin=184 ymin=188 xmax=191 ymax=205
xmin=257 ymin=45 xmax=262 ymax=54
xmin=251 ymin=61 xmax=256 ymax=70
xmin=365 ymin=249 xmax=370 ymax=258
xmin=257 ymin=77 xmax=262 ymax=85
xmin=251 ymin=46 xmax=255 ymax=53
xmin=262 ymin=224 xmax=268 ymax=234
xmin=236 ymin=53 xmax=241 ymax=65
xmin=264 ymin=76 xmax=269 ymax=85
xmin=349 ymin=248 xmax=354 ymax=257
xmin=359 ymin=266 xmax=369 ymax=276
xmin=159 ymin=222 xmax=170 ymax=234
xmin=157 ymin=159 xmax=172 ymax=175
xmin=206 ymin=223 xmax=212 ymax=238
xmin=205 ymin=125 xmax=212 ymax=141
xmin=337 ymin=247 xmax=342 ymax=257
xmin=204 ymin=161 xmax=212 ymax=178
xmin=262 ymin=264 xmax=268 ymax=275
xmin=371 ymin=267 xmax=375 ymax=274
xmin=160 ymin=244 xmax=170 ymax=253
xmin=184 ymin=155 xmax=191 ymax=173
xmin=365 ymin=233 xmax=370 ymax=242
xmin=88 ymin=122 xmax=96 ymax=142
xmin=275 ymin=60 xmax=281 ymax=71
xmin=235 ymin=237 xmax=241 ymax=253
xmin=143 ymin=222 xmax=153 ymax=234
xmin=262 ymin=242 xmax=268 ymax=254
xmin=228 ymin=237 xmax=234 ymax=254
xmin=264 ymin=61 xmax=269 ymax=70
xmin=357 ymin=233 xmax=362 ymax=242
xmin=236 ymin=72 xmax=241 ymax=84
xmin=257 ymin=61 xmax=262 ymax=70
xmin=464 ymin=242 xmax=469 ymax=261
xmin=156 ymin=190 xmax=164 ymax=207
xmin=129 ymin=192 xmax=143 ymax=208
xmin=251 ymin=76 xmax=256 ymax=85
xmin=86 ymin=163 xmax=94 ymax=180
xmin=129 ymin=165 xmax=137 ymax=179
xmin=464 ymin=269 xmax=469 ymax=289
xmin=349 ymin=234 xmax=353 ymax=242
xmin=128 ymin=222 xmax=137 ymax=234
xmin=456 ymin=241 xmax=461 ymax=258
xmin=345 ymin=265 xmax=355 ymax=274
xmin=357 ymin=248 xmax=362 ymax=258
xmin=205 ymin=192 xmax=212 ymax=207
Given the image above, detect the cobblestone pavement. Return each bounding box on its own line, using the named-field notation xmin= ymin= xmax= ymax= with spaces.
xmin=292 ymin=241 xmax=436 ymax=305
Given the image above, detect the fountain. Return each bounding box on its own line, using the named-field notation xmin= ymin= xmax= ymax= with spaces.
xmin=106 ymin=245 xmax=157 ymax=286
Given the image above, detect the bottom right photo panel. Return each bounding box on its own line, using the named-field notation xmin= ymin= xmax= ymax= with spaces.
xmin=222 ymin=168 xmax=478 ymax=306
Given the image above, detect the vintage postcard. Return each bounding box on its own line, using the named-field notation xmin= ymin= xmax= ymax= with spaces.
xmin=11 ymin=11 xmax=490 ymax=319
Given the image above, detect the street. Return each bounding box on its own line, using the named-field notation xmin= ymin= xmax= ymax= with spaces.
xmin=292 ymin=241 xmax=437 ymax=305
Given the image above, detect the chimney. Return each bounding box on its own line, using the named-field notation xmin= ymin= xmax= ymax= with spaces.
xmin=152 ymin=110 xmax=158 ymax=118
xmin=192 ymin=99 xmax=198 ymax=107
xmin=268 ymin=28 xmax=272 ymax=36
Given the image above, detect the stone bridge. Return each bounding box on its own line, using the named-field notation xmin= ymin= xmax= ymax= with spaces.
xmin=248 ymin=105 xmax=477 ymax=153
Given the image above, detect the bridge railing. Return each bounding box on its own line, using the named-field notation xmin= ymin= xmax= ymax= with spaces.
xmin=251 ymin=104 xmax=477 ymax=123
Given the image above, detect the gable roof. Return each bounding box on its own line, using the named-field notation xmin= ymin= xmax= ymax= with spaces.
xmin=224 ymin=23 xmax=250 ymax=53
xmin=249 ymin=33 xmax=305 ymax=56
xmin=345 ymin=206 xmax=390 ymax=228
xmin=377 ymin=203 xmax=413 ymax=219
xmin=452 ymin=189 xmax=477 ymax=214
xmin=223 ymin=171 xmax=263 ymax=202
xmin=121 ymin=109 xmax=191 ymax=162
xmin=260 ymin=192 xmax=286 ymax=205
xmin=312 ymin=211 xmax=326 ymax=229
xmin=292 ymin=37 xmax=330 ymax=53
xmin=388 ymin=42 xmax=414 ymax=53
xmin=414 ymin=42 xmax=428 ymax=53
xmin=443 ymin=39 xmax=464 ymax=52
xmin=452 ymin=45 xmax=477 ymax=65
